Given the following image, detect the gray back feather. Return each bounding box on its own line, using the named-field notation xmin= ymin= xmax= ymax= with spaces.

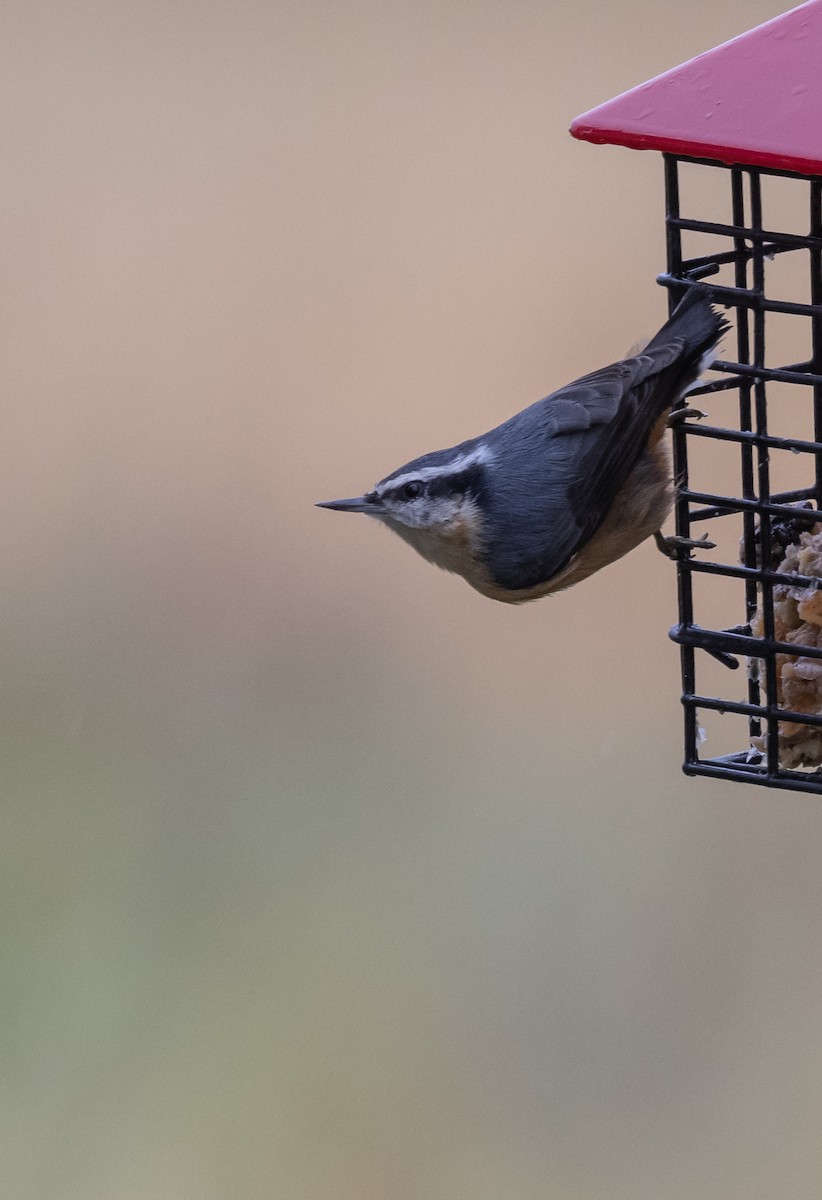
xmin=478 ymin=290 xmax=728 ymax=590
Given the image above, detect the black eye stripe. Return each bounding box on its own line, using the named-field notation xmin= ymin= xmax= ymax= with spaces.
xmin=428 ymin=469 xmax=474 ymax=498
xmin=381 ymin=463 xmax=482 ymax=502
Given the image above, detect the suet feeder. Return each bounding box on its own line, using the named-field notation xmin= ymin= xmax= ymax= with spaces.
xmin=571 ymin=1 xmax=822 ymax=792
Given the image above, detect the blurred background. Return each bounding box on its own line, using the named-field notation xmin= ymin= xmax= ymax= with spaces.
xmin=4 ymin=1 xmax=822 ymax=1197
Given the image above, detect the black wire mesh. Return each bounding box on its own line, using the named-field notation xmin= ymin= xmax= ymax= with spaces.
xmin=661 ymin=154 xmax=822 ymax=792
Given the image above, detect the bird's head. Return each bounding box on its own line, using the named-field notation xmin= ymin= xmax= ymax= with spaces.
xmin=317 ymin=444 xmax=491 ymax=574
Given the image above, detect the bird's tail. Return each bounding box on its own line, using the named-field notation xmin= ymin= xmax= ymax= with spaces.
xmin=648 ymin=285 xmax=731 ymax=367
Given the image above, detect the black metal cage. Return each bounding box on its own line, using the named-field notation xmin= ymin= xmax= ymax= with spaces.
xmin=661 ymin=153 xmax=822 ymax=792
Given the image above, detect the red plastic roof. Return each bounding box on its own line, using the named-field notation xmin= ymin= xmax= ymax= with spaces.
xmin=570 ymin=1 xmax=822 ymax=176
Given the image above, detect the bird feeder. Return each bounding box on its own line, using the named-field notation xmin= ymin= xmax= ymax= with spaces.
xmin=571 ymin=1 xmax=822 ymax=792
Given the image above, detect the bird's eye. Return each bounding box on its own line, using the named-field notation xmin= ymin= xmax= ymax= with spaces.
xmin=403 ymin=481 xmax=422 ymax=500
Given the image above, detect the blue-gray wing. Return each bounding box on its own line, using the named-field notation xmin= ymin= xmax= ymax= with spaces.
xmin=479 ymin=341 xmax=693 ymax=591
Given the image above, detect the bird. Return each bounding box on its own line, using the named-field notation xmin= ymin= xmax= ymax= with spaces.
xmin=317 ymin=288 xmax=729 ymax=603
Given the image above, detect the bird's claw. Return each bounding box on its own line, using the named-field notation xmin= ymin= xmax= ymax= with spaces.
xmin=668 ymin=406 xmax=708 ymax=426
xmin=655 ymin=531 xmax=716 ymax=559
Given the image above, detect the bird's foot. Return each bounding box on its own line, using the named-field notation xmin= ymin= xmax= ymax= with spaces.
xmin=668 ymin=406 xmax=708 ymax=426
xmin=655 ymin=531 xmax=716 ymax=559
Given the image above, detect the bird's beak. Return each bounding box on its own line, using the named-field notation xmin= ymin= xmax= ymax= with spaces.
xmin=316 ymin=494 xmax=378 ymax=514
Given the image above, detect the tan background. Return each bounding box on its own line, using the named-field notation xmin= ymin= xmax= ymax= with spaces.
xmin=4 ymin=2 xmax=821 ymax=1197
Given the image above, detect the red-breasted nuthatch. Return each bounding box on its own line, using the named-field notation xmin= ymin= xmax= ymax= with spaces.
xmin=318 ymin=289 xmax=729 ymax=602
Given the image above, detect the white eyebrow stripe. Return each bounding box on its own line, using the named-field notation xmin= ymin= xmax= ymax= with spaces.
xmin=381 ymin=445 xmax=493 ymax=492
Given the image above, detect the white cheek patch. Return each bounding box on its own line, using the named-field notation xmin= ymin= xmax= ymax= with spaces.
xmin=383 ymin=495 xmax=459 ymax=529
xmin=423 ymin=496 xmax=460 ymax=527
